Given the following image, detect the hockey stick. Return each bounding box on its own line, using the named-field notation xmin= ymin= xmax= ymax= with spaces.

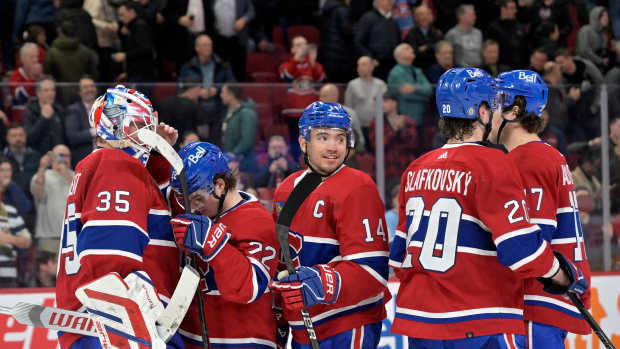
xmin=138 ymin=128 xmax=210 ymax=349
xmin=0 ymin=265 xmax=200 ymax=341
xmin=276 ymin=172 xmax=323 ymax=349
xmin=567 ymin=293 xmax=616 ymax=349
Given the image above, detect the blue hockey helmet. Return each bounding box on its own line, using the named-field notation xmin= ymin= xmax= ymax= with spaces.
xmin=436 ymin=68 xmax=497 ymax=119
xmin=495 ymin=70 xmax=548 ymax=116
xmin=298 ymin=101 xmax=354 ymax=148
xmin=170 ymin=142 xmax=231 ymax=197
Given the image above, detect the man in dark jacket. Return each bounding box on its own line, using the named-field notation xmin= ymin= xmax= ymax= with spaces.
xmin=157 ymin=77 xmax=207 ymax=142
xmin=404 ymin=4 xmax=443 ymax=70
xmin=178 ymin=34 xmax=235 ymax=143
xmin=254 ymin=135 xmax=299 ymax=188
xmin=354 ymin=0 xmax=401 ymax=80
xmin=2 ymin=125 xmax=40 ymax=200
xmin=485 ymin=0 xmax=527 ymax=69
xmin=112 ymin=1 xmax=156 ymax=83
xmin=22 ymin=76 xmax=64 ymax=155
xmin=64 ymin=76 xmax=96 ymax=167
xmin=319 ymin=0 xmax=355 ymax=83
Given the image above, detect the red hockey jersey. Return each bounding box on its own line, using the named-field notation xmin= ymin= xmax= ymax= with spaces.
xmin=272 ymin=167 xmax=390 ymax=344
xmin=8 ymin=67 xmax=35 ymax=123
xmin=171 ymin=192 xmax=280 ymax=349
xmin=56 ymin=149 xmax=182 ymax=348
xmin=509 ymin=141 xmax=592 ymax=334
xmin=389 ymin=142 xmax=559 ymax=340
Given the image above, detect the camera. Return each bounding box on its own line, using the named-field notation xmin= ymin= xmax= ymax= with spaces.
xmin=49 ymin=152 xmax=69 ymax=163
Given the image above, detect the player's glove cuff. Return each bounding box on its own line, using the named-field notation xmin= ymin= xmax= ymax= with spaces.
xmin=270 ymin=265 xmax=341 ymax=309
xmin=171 ymin=214 xmax=230 ymax=262
xmin=536 ymin=251 xmax=588 ymax=295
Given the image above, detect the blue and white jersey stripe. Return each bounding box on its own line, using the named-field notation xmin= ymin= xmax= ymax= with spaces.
xmin=395 ymin=306 xmax=524 ymax=324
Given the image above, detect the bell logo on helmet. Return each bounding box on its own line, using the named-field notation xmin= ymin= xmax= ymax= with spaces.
xmin=518 ymin=71 xmax=536 ymax=83
xmin=188 ymin=146 xmax=206 ymax=164
xmin=465 ymin=69 xmax=484 ymax=78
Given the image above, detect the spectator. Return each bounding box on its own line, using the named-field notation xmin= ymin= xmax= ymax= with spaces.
xmin=13 ymin=0 xmax=57 ymax=46
xmin=179 ymin=130 xmax=200 ymax=149
xmin=555 ymin=48 xmax=604 ymax=141
xmin=158 ymin=77 xmax=206 ymax=142
xmin=533 ymin=20 xmax=560 ymax=58
xmin=0 ymin=157 xmax=33 ymax=216
xmin=609 ymin=116 xmax=620 ymax=213
xmin=1 ymin=125 xmax=41 ymax=200
xmin=204 ymin=0 xmax=255 ymax=81
xmin=391 ymin=0 xmax=416 ymax=38
xmin=529 ymin=0 xmax=571 ymax=44
xmin=543 ymin=61 xmax=570 ymax=135
xmin=279 ymin=35 xmax=326 ymax=83
xmin=479 ymin=39 xmax=510 ymax=77
xmin=539 ymin=109 xmax=567 ymax=154
xmin=22 ymin=76 xmax=64 ymax=155
xmin=387 ymin=43 xmax=432 ymax=130
xmin=220 ymin=83 xmax=258 ymax=173
xmin=528 ymin=47 xmax=549 ymax=76
xmin=384 ymin=182 xmax=399 ymax=244
xmin=611 ymin=1 xmax=620 ymax=42
xmin=43 ymin=20 xmax=97 ymax=105
xmin=30 ymin=144 xmax=73 ymax=254
xmin=158 ymin=0 xmax=200 ymax=74
xmin=404 ymin=4 xmax=443 ymax=71
xmin=354 ymin=0 xmax=401 ymax=80
xmin=112 ymin=1 xmax=156 ymax=85
xmin=445 ymin=4 xmax=483 ymax=67
xmin=248 ymin=0 xmax=277 ymax=53
xmin=319 ymin=0 xmax=355 ymax=83
xmin=424 ymin=40 xmax=454 ymax=84
xmin=485 ymin=0 xmax=526 ymax=69
xmin=83 ymin=0 xmax=120 ymax=82
xmin=254 ymin=135 xmax=299 ymax=188
xmin=344 ymin=55 xmax=387 ymax=149
xmin=18 ymin=24 xmax=48 ymax=66
xmin=577 ymin=6 xmax=611 ymax=73
xmin=54 ymin=0 xmax=98 ymax=51
xmin=178 ymin=34 xmax=235 ymax=143
xmin=64 ymin=76 xmax=96 ymax=167
xmin=319 ymin=83 xmax=366 ymax=157
xmin=0 ymin=186 xmax=31 ymax=288
xmin=369 ymin=91 xmax=418 ymax=183
xmin=35 ymin=250 xmax=56 ymax=287
xmin=9 ymin=43 xmax=43 ymax=123
xmin=571 ymin=144 xmax=601 ymax=211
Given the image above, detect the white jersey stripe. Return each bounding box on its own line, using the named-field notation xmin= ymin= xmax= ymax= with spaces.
xmin=395 ymin=230 xmax=407 ymax=239
xmin=529 ymin=218 xmax=557 ymax=228
xmin=78 ymin=249 xmax=142 ymax=263
xmin=304 ymin=236 xmax=340 ymax=245
xmin=524 ymin=294 xmax=580 ymax=313
xmin=551 ymin=237 xmax=583 ymax=245
xmin=360 ymin=265 xmax=388 ymax=286
xmin=149 ymin=208 xmax=170 ymax=216
xmin=209 ymin=337 xmax=277 ymax=348
xmin=83 ymin=220 xmax=148 ymax=238
xmin=462 ymin=214 xmax=491 ymax=232
xmin=289 ymin=293 xmax=384 ymax=326
xmin=556 ymin=207 xmax=574 ymax=214
xmin=495 ymin=225 xmax=539 ymax=246
xmin=396 ymin=306 xmax=523 ymax=318
xmin=343 ymin=251 xmax=389 ymax=260
xmin=148 ymin=239 xmax=176 ymax=247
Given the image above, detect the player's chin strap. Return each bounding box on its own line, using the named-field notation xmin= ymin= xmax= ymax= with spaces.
xmin=211 ymin=185 xmax=228 ymax=221
xmin=302 ymin=143 xmax=351 ymax=179
xmin=494 ymin=109 xmax=525 ymax=145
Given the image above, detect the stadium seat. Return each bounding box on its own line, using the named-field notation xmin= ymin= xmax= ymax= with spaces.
xmin=287 ymin=25 xmax=320 ymax=45
xmin=151 ymin=83 xmax=177 ymax=106
xmin=273 ymin=26 xmax=284 ymax=45
xmin=246 ymin=52 xmax=277 ymax=82
xmin=243 ymin=85 xmax=273 ymax=104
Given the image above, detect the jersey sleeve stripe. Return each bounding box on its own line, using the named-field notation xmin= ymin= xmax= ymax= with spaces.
xmin=494 ymin=225 xmax=539 ymax=246
xmin=343 ymin=251 xmax=389 ymax=260
xmin=359 ymin=264 xmax=388 ymax=286
xmin=83 ymin=220 xmax=148 ymax=238
xmin=524 ymin=295 xmax=580 ymax=314
xmin=556 ymin=207 xmax=574 ymax=214
xmin=551 ymin=237 xmax=583 ymax=245
xmin=148 ymin=239 xmax=177 ymax=247
xmin=288 ymin=292 xmax=385 ymax=328
xmin=148 ymin=209 xmax=170 ymax=216
xmin=247 ymin=256 xmax=270 ymax=303
xmin=147 ymin=214 xmax=173 ymax=241
xmin=461 ymin=214 xmax=490 ymax=232
xmin=508 ymin=240 xmax=548 ymax=271
xmin=388 ymin=235 xmax=407 ymax=267
xmin=303 ymin=236 xmax=340 ymax=245
xmin=541 ymin=257 xmax=559 ymax=278
xmin=529 ymin=218 xmax=557 ymax=228
xmin=395 ymin=230 xmax=406 ymax=239
xmin=78 ymin=249 xmax=142 ymax=263
xmin=395 ymin=306 xmax=523 ymax=324
xmin=77 ymin=225 xmax=149 ymax=257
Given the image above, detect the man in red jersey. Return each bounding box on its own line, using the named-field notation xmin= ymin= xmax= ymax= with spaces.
xmin=270 ymin=101 xmax=390 ymax=348
xmin=169 ymin=141 xmax=280 ymax=349
xmin=389 ymin=68 xmax=587 ymax=349
xmin=56 ymin=85 xmax=189 ymax=349
xmin=491 ymin=69 xmax=592 ymax=348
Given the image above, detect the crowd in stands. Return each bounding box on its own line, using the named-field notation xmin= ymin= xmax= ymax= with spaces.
xmin=0 ymin=0 xmax=619 ymax=285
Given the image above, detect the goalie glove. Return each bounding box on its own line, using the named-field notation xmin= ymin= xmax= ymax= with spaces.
xmin=270 ymin=265 xmax=341 ymax=310
xmin=75 ymin=271 xmax=166 ymax=349
xmin=537 ymin=251 xmax=588 ymax=296
xmin=171 ymin=213 xmax=230 ymax=262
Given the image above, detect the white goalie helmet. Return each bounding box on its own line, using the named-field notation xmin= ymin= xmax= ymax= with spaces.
xmin=89 ymin=85 xmax=157 ymax=164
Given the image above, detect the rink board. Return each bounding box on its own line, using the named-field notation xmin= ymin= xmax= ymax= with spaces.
xmin=0 ymin=273 xmax=618 ymax=349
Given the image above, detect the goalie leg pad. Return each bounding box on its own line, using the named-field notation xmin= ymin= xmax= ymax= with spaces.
xmin=75 ymin=271 xmax=166 ymax=349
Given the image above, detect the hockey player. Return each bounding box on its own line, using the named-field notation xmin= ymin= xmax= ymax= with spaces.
xmin=389 ymin=68 xmax=587 ymax=348
xmin=169 ymin=141 xmax=280 ymax=348
xmin=56 ymin=86 xmax=187 ymax=348
xmin=269 ymin=101 xmax=390 ymax=348
xmin=491 ymin=70 xmax=592 ymax=348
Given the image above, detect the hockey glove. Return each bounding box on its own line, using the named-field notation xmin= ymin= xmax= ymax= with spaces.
xmin=270 ymin=265 xmax=341 ymax=310
xmin=171 ymin=214 xmax=230 ymax=262
xmin=537 ymin=251 xmax=588 ymax=295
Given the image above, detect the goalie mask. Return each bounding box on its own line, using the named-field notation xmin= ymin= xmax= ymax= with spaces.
xmin=89 ymin=85 xmax=157 ymax=164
